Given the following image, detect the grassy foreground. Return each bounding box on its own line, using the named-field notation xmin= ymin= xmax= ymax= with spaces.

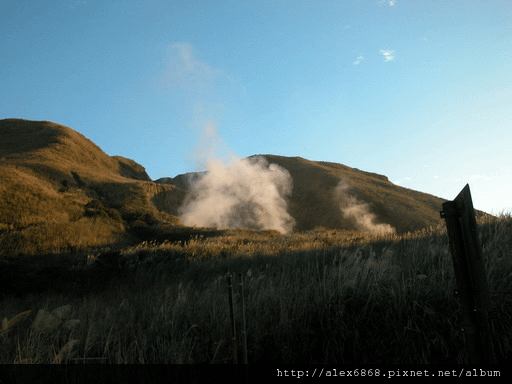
xmin=1 ymin=214 xmax=511 ymax=364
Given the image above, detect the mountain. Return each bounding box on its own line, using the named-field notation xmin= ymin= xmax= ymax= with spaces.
xmin=162 ymin=154 xmax=448 ymax=234
xmin=1 ymin=118 xmax=453 ymax=256
xmin=0 ymin=119 xmax=183 ymax=255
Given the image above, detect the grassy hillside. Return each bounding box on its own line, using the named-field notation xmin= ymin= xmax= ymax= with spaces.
xmin=0 ymin=119 xmax=184 ymax=256
xmin=1 ymin=119 xmax=457 ymax=257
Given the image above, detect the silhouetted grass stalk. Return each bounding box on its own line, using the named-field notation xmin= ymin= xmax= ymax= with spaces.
xmin=227 ymin=275 xmax=238 ymax=364
xmin=239 ymin=273 xmax=248 ymax=364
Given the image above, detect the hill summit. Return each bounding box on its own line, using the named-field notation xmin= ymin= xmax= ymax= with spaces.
xmin=0 ymin=119 xmax=183 ymax=255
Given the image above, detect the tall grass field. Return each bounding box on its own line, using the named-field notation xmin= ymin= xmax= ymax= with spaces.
xmin=1 ymin=213 xmax=511 ymax=364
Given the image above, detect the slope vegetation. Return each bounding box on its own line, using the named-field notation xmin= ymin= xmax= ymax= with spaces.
xmin=259 ymin=155 xmax=447 ymax=233
xmin=0 ymin=119 xmax=183 ymax=255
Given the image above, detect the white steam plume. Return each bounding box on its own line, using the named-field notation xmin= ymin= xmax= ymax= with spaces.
xmin=178 ymin=155 xmax=295 ymax=233
xmin=179 ymin=121 xmax=294 ymax=233
xmin=335 ymin=181 xmax=395 ymax=235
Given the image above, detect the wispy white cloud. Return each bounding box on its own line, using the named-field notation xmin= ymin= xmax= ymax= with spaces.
xmin=159 ymin=42 xmax=223 ymax=94
xmin=353 ymin=55 xmax=364 ymax=65
xmin=380 ymin=49 xmax=396 ymax=62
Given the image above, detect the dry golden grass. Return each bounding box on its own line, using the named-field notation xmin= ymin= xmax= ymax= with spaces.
xmin=1 ymin=213 xmax=510 ymax=364
xmin=1 ymin=310 xmax=32 ymax=336
xmin=118 ymin=227 xmax=384 ymax=264
xmin=32 ymin=305 xmax=73 ymax=333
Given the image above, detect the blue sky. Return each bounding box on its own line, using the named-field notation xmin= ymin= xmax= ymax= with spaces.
xmin=1 ymin=0 xmax=511 ymax=214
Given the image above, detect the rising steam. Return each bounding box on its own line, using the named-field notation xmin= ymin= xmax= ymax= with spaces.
xmin=336 ymin=181 xmax=395 ymax=235
xmin=178 ymin=155 xmax=295 ymax=233
xmin=166 ymin=43 xmax=295 ymax=233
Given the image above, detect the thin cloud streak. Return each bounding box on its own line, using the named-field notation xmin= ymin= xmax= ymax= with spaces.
xmin=353 ymin=55 xmax=365 ymax=65
xmin=378 ymin=0 xmax=396 ymax=6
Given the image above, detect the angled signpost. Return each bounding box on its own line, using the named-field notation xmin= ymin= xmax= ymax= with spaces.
xmin=440 ymin=184 xmax=495 ymax=364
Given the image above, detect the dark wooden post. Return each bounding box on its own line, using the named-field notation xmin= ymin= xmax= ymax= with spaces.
xmin=440 ymin=184 xmax=495 ymax=364
xmin=227 ymin=275 xmax=238 ymax=364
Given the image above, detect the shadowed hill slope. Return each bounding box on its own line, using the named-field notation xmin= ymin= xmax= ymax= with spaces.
xmin=0 ymin=119 xmax=184 ymax=255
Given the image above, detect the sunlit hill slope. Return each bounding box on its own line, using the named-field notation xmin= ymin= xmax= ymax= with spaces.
xmin=0 ymin=119 xmax=183 ymax=255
